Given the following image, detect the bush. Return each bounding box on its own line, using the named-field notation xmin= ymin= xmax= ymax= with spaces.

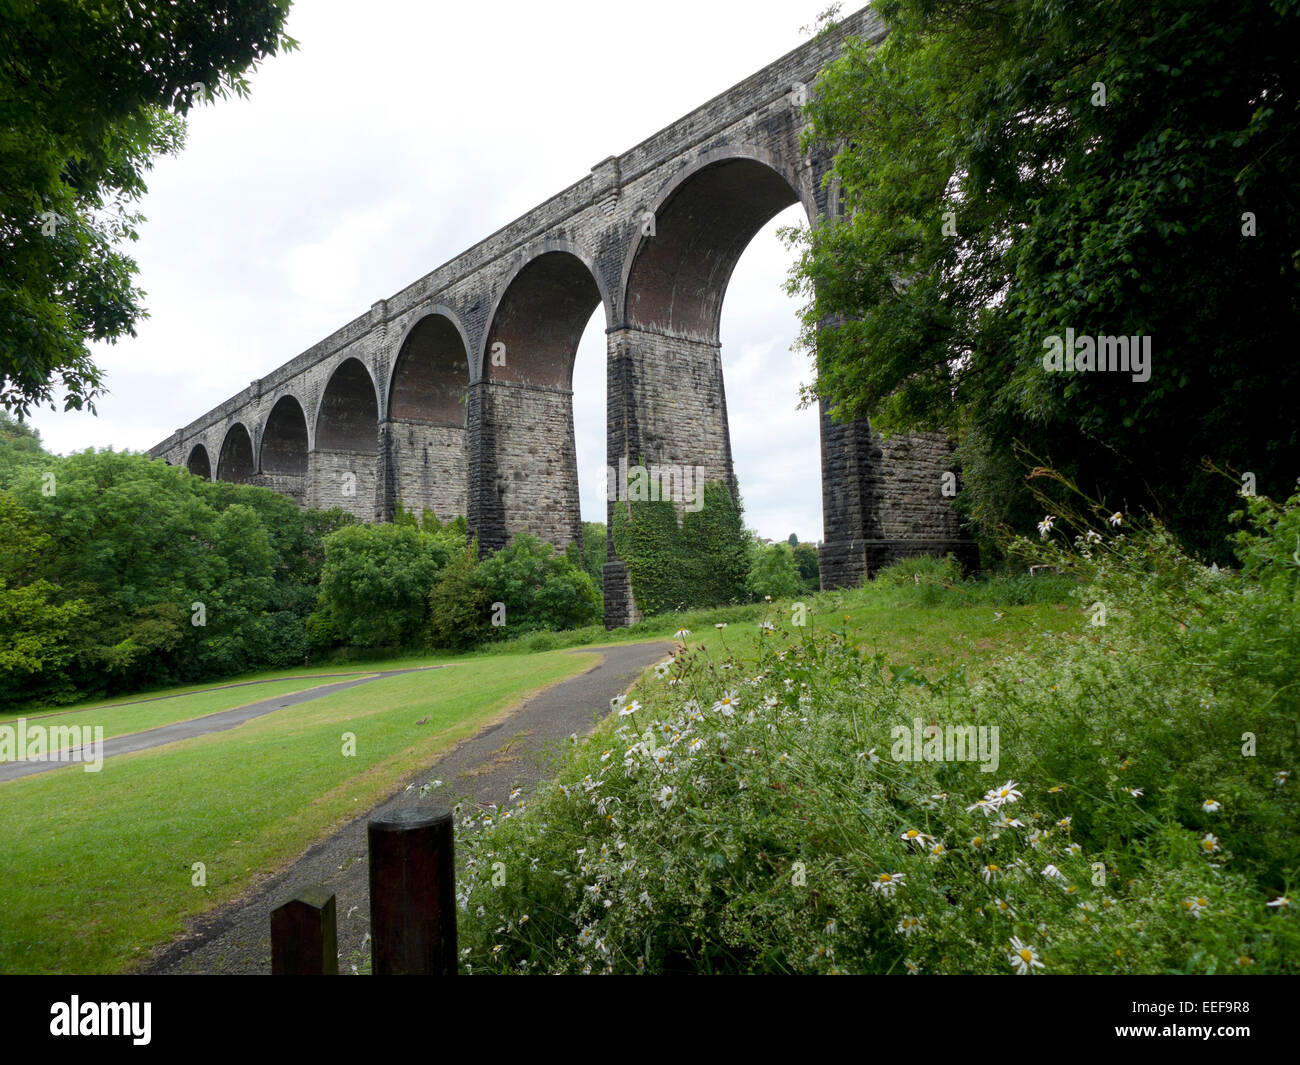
xmin=746 ymin=542 xmax=802 ymax=601
xmin=309 ymin=522 xmax=460 ymax=650
xmin=474 ymin=533 xmax=601 ymax=637
xmin=426 ymin=543 xmax=489 ymax=651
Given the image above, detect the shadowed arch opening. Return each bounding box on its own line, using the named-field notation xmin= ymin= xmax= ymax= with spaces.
xmin=486 ymin=251 xmax=603 ymax=388
xmin=601 ymin=155 xmax=816 ymax=626
xmin=311 ymin=358 xmax=378 ymax=520
xmin=261 ymin=395 xmax=309 ymax=476
xmin=624 ymin=157 xmax=802 ymax=343
xmin=389 ymin=315 xmax=469 ymax=425
xmin=316 ymin=358 xmax=378 ymax=451
xmin=216 ymin=424 xmax=255 ymax=483
xmin=386 ymin=314 xmax=471 ymax=523
xmin=186 ymin=444 xmax=211 ymax=480
xmin=474 ymin=249 xmax=606 ymax=551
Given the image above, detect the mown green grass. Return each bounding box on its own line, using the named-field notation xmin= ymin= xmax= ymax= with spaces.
xmin=0 ymin=650 xmax=596 ymax=974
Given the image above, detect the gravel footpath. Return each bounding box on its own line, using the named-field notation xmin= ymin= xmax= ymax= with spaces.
xmin=139 ymin=641 xmax=671 ymax=975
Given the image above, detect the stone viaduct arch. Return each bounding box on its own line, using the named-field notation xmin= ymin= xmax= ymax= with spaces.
xmin=382 ymin=309 xmax=472 ymax=524
xmin=311 ymin=357 xmax=380 ymax=518
xmin=186 ymin=443 xmax=212 ymax=480
xmin=471 ymin=243 xmax=611 ymax=552
xmin=258 ymin=394 xmax=310 ymax=505
xmin=150 ymin=6 xmax=976 ymax=627
xmin=216 ymin=423 xmax=255 ymax=484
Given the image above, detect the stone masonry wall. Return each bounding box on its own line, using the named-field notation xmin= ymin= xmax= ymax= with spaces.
xmin=388 ymin=420 xmax=468 ymax=523
xmin=484 ymin=382 xmax=581 ymax=550
xmin=309 ymin=449 xmax=378 ymax=522
xmin=250 ymin=471 xmax=306 ymax=506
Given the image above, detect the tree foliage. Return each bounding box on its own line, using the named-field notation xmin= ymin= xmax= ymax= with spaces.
xmin=0 ymin=0 xmax=297 ymax=416
xmin=789 ymin=0 xmax=1300 ymax=561
xmin=475 ymin=534 xmax=602 ymax=637
xmin=0 ymin=436 xmax=349 ymax=707
xmin=309 ymin=522 xmax=461 ymax=650
xmin=746 ymin=541 xmax=803 ymax=601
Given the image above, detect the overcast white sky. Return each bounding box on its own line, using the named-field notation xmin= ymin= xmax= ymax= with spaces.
xmin=29 ymin=0 xmax=846 ymax=542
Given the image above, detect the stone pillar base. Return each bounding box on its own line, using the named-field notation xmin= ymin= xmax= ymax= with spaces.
xmin=603 ymin=560 xmax=642 ymax=630
xmin=820 ymin=537 xmax=980 ymax=588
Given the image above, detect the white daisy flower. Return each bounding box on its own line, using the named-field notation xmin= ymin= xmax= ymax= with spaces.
xmin=1108 ymin=511 xmax=1123 ymax=527
xmin=656 ymin=785 xmax=675 ymax=810
xmin=984 ymin=780 xmax=1023 ymax=806
xmin=712 ymin=691 xmax=739 ymax=717
xmin=1181 ymin=896 xmax=1209 ymax=918
xmin=618 ymin=700 xmax=641 ymax=718
xmin=1008 ymin=937 xmax=1044 ymax=974
xmin=1201 ymin=799 xmax=1222 ymax=813
xmin=1266 ymin=895 xmax=1290 ymax=908
xmin=870 ymin=872 xmax=905 ymax=897
xmin=1200 ymin=833 xmax=1221 ymax=854
xmin=674 ymin=629 xmax=691 ymax=639
xmin=1038 ymin=515 xmax=1056 ymax=538
xmin=896 ymin=915 xmax=923 ymax=937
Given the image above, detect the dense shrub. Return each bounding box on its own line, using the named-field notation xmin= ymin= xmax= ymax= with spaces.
xmin=309 ymin=522 xmax=461 ymax=650
xmin=474 ymin=533 xmax=602 ymax=637
xmin=746 ymin=542 xmax=802 ymax=601
xmin=426 ymin=543 xmax=489 ymax=651
xmin=0 ymin=442 xmax=352 ymax=706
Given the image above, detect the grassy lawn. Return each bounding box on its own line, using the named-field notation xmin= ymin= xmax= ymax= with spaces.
xmin=611 ymin=589 xmax=1082 ymax=680
xmin=0 ymin=650 xmax=596 ymax=974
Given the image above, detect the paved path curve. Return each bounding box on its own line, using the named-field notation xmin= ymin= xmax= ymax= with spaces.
xmin=18 ymin=669 xmax=423 ymax=722
xmin=140 ymin=641 xmax=672 ymax=975
xmin=0 ymin=668 xmax=442 ymax=784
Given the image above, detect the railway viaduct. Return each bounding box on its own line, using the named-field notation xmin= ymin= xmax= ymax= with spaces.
xmin=149 ymin=5 xmax=976 ymax=628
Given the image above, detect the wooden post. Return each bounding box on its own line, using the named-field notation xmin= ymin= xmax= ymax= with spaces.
xmin=368 ymin=807 xmax=458 ymax=975
xmin=270 ymin=886 xmax=338 ymax=975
